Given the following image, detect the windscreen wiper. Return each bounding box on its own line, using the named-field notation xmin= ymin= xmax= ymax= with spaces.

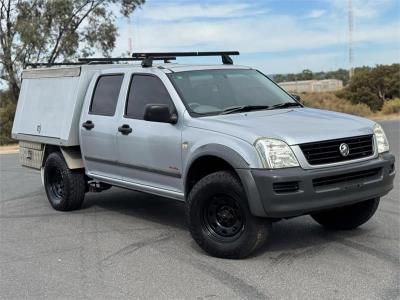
xmin=220 ymin=105 xmax=270 ymax=115
xmin=268 ymin=102 xmax=302 ymax=110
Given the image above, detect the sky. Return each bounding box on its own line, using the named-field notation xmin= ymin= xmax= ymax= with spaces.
xmin=113 ymin=0 xmax=400 ymax=74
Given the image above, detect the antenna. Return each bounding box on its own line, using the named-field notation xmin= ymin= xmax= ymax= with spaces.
xmin=127 ymin=16 xmax=133 ymax=55
xmin=348 ymin=0 xmax=354 ymax=78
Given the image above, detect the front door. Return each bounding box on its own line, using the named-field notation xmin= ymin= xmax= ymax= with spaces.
xmin=116 ymin=74 xmax=182 ymax=192
xmin=80 ymin=73 xmax=124 ymax=179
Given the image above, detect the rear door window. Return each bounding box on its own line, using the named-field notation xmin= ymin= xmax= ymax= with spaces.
xmin=90 ymin=74 xmax=124 ymax=116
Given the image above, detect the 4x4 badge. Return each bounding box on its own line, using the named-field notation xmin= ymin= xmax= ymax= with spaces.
xmin=339 ymin=143 xmax=350 ymax=157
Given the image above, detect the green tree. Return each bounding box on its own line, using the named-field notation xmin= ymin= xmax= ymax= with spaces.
xmin=272 ymin=74 xmax=286 ymax=83
xmin=273 ymin=68 xmax=350 ymax=84
xmin=299 ymin=69 xmax=313 ymax=80
xmin=0 ymin=0 xmax=145 ymax=102
xmin=341 ymin=64 xmax=400 ymax=111
xmin=320 ymin=68 xmax=349 ymax=85
xmin=0 ymin=89 xmax=16 ymax=144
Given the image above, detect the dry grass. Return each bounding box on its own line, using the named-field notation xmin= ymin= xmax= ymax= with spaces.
xmin=300 ymin=92 xmax=400 ymax=120
xmin=300 ymin=92 xmax=374 ymax=117
xmin=381 ymin=98 xmax=400 ymax=115
xmin=0 ymin=143 xmax=19 ymax=154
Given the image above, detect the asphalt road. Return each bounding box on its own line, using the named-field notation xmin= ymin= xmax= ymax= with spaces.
xmin=0 ymin=120 xmax=399 ymax=300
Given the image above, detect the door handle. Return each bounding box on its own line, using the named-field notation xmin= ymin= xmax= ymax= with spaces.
xmin=82 ymin=120 xmax=94 ymax=130
xmin=118 ymin=124 xmax=132 ymax=135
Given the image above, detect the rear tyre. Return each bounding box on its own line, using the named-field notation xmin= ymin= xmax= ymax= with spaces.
xmin=186 ymin=171 xmax=271 ymax=259
xmin=311 ymin=198 xmax=380 ymax=230
xmin=44 ymin=152 xmax=86 ymax=211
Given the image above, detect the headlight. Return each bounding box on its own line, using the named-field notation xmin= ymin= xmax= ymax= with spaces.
xmin=373 ymin=123 xmax=389 ymax=153
xmin=254 ymin=138 xmax=299 ymax=169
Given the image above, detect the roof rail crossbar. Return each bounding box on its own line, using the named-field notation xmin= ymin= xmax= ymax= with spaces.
xmin=26 ymin=62 xmax=84 ymax=68
xmin=78 ymin=56 xmax=176 ymax=63
xmin=26 ymin=56 xmax=177 ymax=68
xmin=132 ymin=51 xmax=240 ymax=67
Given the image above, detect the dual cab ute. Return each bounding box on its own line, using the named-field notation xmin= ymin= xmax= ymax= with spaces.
xmin=12 ymin=51 xmax=395 ymax=258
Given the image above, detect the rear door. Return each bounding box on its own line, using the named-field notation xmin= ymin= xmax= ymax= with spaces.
xmin=116 ymin=73 xmax=182 ymax=192
xmin=80 ymin=73 xmax=124 ymax=178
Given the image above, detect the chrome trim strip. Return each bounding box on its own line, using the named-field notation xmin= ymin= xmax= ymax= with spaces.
xmin=87 ymin=172 xmax=184 ymax=201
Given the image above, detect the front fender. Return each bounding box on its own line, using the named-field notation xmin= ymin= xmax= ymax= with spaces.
xmin=186 ymin=143 xmax=250 ymax=170
xmin=182 ymin=128 xmax=267 ymax=217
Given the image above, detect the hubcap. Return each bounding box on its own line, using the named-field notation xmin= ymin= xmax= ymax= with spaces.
xmin=203 ymin=195 xmax=244 ymax=239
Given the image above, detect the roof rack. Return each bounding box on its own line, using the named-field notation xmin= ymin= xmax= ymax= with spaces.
xmin=78 ymin=56 xmax=176 ymax=64
xmin=26 ymin=51 xmax=239 ymax=69
xmin=132 ymin=51 xmax=240 ymax=67
xmin=26 ymin=62 xmax=85 ymax=68
xmin=26 ymin=56 xmax=176 ymax=68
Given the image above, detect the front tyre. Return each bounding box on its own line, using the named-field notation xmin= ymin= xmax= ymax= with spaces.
xmin=44 ymin=152 xmax=86 ymax=211
xmin=186 ymin=171 xmax=271 ymax=259
xmin=311 ymin=198 xmax=380 ymax=230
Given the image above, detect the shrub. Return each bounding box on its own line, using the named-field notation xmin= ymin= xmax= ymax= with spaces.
xmin=340 ymin=64 xmax=400 ymax=112
xmin=381 ymin=98 xmax=400 ymax=115
xmin=0 ymin=91 xmax=17 ymax=145
xmin=301 ymin=92 xmax=373 ymax=117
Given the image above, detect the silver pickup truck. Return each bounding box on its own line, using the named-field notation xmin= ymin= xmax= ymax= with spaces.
xmin=12 ymin=52 xmax=395 ymax=258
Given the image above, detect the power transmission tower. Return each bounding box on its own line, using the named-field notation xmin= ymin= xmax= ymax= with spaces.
xmin=348 ymin=0 xmax=354 ymax=78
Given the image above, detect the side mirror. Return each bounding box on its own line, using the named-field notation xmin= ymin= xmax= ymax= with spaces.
xmin=144 ymin=104 xmax=178 ymax=124
xmin=292 ymin=94 xmax=301 ymax=102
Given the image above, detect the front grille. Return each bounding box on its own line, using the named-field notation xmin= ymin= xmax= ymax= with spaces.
xmin=273 ymin=181 xmax=299 ymax=193
xmin=300 ymin=135 xmax=374 ymax=165
xmin=313 ymin=168 xmax=381 ymax=187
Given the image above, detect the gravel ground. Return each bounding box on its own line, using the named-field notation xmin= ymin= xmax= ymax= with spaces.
xmin=0 ymin=120 xmax=398 ymax=300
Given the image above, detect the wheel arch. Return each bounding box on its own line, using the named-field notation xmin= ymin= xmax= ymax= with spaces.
xmin=183 ymin=144 xmax=267 ymax=217
xmin=184 ymin=144 xmax=249 ymax=193
xmin=185 ymin=155 xmax=237 ymax=196
xmin=42 ymin=145 xmax=84 ymax=170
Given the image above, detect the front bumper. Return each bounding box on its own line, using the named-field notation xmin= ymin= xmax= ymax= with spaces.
xmin=239 ymin=153 xmax=395 ymax=218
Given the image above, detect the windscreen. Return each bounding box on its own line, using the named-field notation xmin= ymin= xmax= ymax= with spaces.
xmin=168 ymin=69 xmax=296 ymax=115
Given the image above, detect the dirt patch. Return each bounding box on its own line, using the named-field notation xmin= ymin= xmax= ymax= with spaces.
xmin=0 ymin=144 xmax=19 ymax=154
xmin=370 ymin=114 xmax=400 ymax=121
